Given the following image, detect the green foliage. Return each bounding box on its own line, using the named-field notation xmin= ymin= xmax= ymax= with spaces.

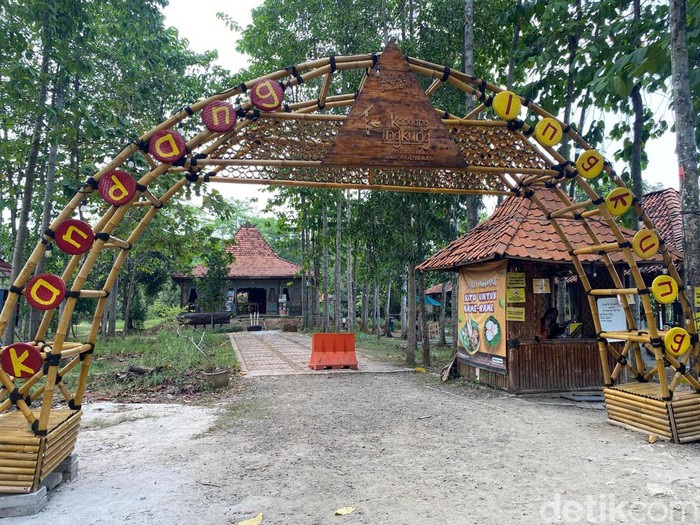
xmin=195 ymin=238 xmax=234 ymax=312
xmin=85 ymin=327 xmax=237 ymax=396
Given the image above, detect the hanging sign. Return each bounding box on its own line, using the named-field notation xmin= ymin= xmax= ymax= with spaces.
xmin=492 ymin=91 xmax=521 ymax=121
xmin=507 ymin=272 xmax=526 ymax=288
xmin=458 ymin=261 xmax=507 ymax=356
xmin=506 ymin=288 xmax=526 ymax=303
xmin=664 ymin=327 xmax=691 ymax=358
xmin=597 ymin=297 xmax=626 ymax=340
xmin=1 ymin=343 xmax=43 ymax=379
xmin=250 ymin=80 xmax=285 ymax=111
xmin=148 ymin=129 xmax=186 ymax=163
xmin=506 ymin=307 xmax=526 ymax=322
xmin=54 ymin=219 xmax=94 ymax=255
xmin=575 ymin=149 xmax=604 ymax=179
xmin=651 ymin=275 xmax=679 ymax=304
xmin=202 ymin=101 xmax=237 ymax=132
xmin=605 ymin=187 xmax=634 ymax=217
xmin=632 ymin=229 xmax=660 ymax=260
xmin=99 ymin=170 xmax=137 ymax=206
xmin=25 ymin=273 xmax=66 ymax=310
xmin=532 ymin=278 xmax=551 ymax=294
xmin=534 ymin=117 xmax=563 ymax=147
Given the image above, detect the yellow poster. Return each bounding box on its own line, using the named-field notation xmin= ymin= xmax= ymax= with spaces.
xmin=458 ymin=261 xmax=507 ymax=357
xmin=694 ymin=287 xmax=700 ymax=309
xmin=507 ymin=272 xmax=526 ymax=288
xmin=507 ymin=288 xmax=526 ymax=303
xmin=507 ymin=307 xmax=525 ymax=321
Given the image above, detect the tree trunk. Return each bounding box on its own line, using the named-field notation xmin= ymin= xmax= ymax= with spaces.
xmin=4 ymin=27 xmax=52 ymax=345
xmin=373 ymin=278 xmax=381 ymax=338
xmin=360 ymin=275 xmax=369 ymax=333
xmin=322 ymin=202 xmax=330 ymax=332
xmin=506 ymin=0 xmax=523 ymax=90
xmin=670 ymin=0 xmax=700 ymax=342
xmin=346 ymin=190 xmax=354 ymax=332
xmin=439 ymin=282 xmax=447 ymax=346
xmin=401 ymin=273 xmax=408 ymax=339
xmin=334 ymin=191 xmax=342 ymax=332
xmin=123 ymin=260 xmax=137 ymax=335
xmin=561 ymin=0 xmax=581 ymax=162
xmin=419 ymin=271 xmax=430 ymax=367
xmin=384 ymin=280 xmax=392 ymax=337
xmin=464 ymin=0 xmax=475 ymax=113
xmin=406 ymin=263 xmax=416 ymax=366
xmin=30 ymin=78 xmax=66 ymax=338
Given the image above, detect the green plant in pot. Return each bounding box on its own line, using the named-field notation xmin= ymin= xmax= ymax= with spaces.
xmin=189 ymin=331 xmax=230 ymax=388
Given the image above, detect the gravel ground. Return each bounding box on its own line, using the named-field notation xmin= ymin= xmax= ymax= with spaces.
xmin=7 ymin=372 xmax=700 ymax=525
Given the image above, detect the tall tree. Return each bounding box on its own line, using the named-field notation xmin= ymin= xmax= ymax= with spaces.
xmin=670 ymin=0 xmax=700 ymax=294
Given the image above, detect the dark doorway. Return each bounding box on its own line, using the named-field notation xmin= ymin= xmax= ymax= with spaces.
xmin=238 ymin=287 xmax=267 ymax=314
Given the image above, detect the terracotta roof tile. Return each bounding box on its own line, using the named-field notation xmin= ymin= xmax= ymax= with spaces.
xmin=179 ymin=223 xmax=302 ymax=280
xmin=0 ymin=258 xmax=10 ymax=278
xmin=641 ymin=188 xmax=683 ymax=254
xmin=418 ymin=187 xmax=680 ymax=271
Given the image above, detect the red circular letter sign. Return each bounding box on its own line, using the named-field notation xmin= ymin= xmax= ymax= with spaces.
xmin=54 ymin=219 xmax=95 ymax=255
xmin=25 ymin=273 xmax=66 ymax=310
xmin=148 ymin=129 xmax=186 ymax=163
xmin=202 ymin=101 xmax=237 ymax=132
xmin=1 ymin=343 xmax=43 ymax=379
xmin=99 ymin=170 xmax=137 ymax=206
xmin=251 ymin=80 xmax=284 ymax=111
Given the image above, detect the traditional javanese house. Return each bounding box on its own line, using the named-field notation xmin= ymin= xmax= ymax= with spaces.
xmin=172 ymin=223 xmax=303 ymax=316
xmin=418 ymin=187 xmax=681 ymax=394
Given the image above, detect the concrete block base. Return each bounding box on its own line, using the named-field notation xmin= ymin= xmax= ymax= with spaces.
xmin=0 ymin=453 xmax=79 ymax=517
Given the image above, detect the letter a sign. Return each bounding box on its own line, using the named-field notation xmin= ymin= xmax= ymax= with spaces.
xmin=1 ymin=343 xmax=43 ymax=379
xmin=25 ymin=273 xmax=66 ymax=310
xmin=149 ymin=130 xmax=186 ymax=163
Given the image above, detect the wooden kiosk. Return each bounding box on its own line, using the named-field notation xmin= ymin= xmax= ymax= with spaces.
xmin=0 ymin=42 xmax=699 ymax=497
xmin=419 ymin=189 xmax=682 ymax=394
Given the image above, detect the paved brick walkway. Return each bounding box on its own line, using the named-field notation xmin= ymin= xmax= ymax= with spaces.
xmin=229 ymin=331 xmax=409 ymax=377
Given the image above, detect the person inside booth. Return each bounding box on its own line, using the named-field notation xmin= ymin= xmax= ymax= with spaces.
xmin=541 ymin=307 xmax=566 ymax=339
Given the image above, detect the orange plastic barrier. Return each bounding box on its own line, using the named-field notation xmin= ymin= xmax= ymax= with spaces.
xmin=308 ymin=333 xmax=358 ymax=370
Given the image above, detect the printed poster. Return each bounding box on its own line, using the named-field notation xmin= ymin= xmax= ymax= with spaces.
xmin=458 ymin=261 xmax=507 ymax=373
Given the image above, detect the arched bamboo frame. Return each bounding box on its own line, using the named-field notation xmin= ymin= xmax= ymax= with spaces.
xmin=1 ymin=49 xmax=700 ymax=491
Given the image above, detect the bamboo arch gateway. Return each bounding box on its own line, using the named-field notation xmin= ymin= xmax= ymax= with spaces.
xmin=1 ymin=42 xmax=700 ymax=493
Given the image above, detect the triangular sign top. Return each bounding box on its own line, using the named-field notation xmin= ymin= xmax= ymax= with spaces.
xmin=322 ymin=41 xmax=466 ymax=169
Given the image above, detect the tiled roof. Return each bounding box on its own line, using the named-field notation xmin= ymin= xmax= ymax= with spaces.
xmin=418 ymin=188 xmax=679 ymax=271
xmin=177 ymin=223 xmax=302 ymax=279
xmin=0 ymin=258 xmax=10 ymax=278
xmin=425 ymin=282 xmax=452 ymax=295
xmin=641 ymin=188 xmax=683 ymax=254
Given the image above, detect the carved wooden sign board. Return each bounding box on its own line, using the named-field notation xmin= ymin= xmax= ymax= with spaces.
xmin=322 ymin=41 xmax=467 ymax=169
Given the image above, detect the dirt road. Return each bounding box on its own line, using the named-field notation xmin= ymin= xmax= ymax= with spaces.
xmin=6 ymin=334 xmax=700 ymax=524
xmin=9 ymin=375 xmax=700 ymax=524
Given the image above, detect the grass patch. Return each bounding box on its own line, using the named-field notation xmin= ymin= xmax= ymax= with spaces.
xmin=75 ymin=322 xmax=238 ymax=401
xmin=354 ymin=332 xmax=455 ymax=372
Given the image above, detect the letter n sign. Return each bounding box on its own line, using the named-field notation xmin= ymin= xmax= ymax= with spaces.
xmin=202 ymin=101 xmax=237 ymax=132
xmin=1 ymin=343 xmax=43 ymax=378
xmin=25 ymin=273 xmax=66 ymax=310
xmin=54 ymin=219 xmax=95 ymax=255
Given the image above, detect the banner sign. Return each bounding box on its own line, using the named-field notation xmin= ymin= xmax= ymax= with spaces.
xmin=457 ymin=261 xmax=507 ymax=373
